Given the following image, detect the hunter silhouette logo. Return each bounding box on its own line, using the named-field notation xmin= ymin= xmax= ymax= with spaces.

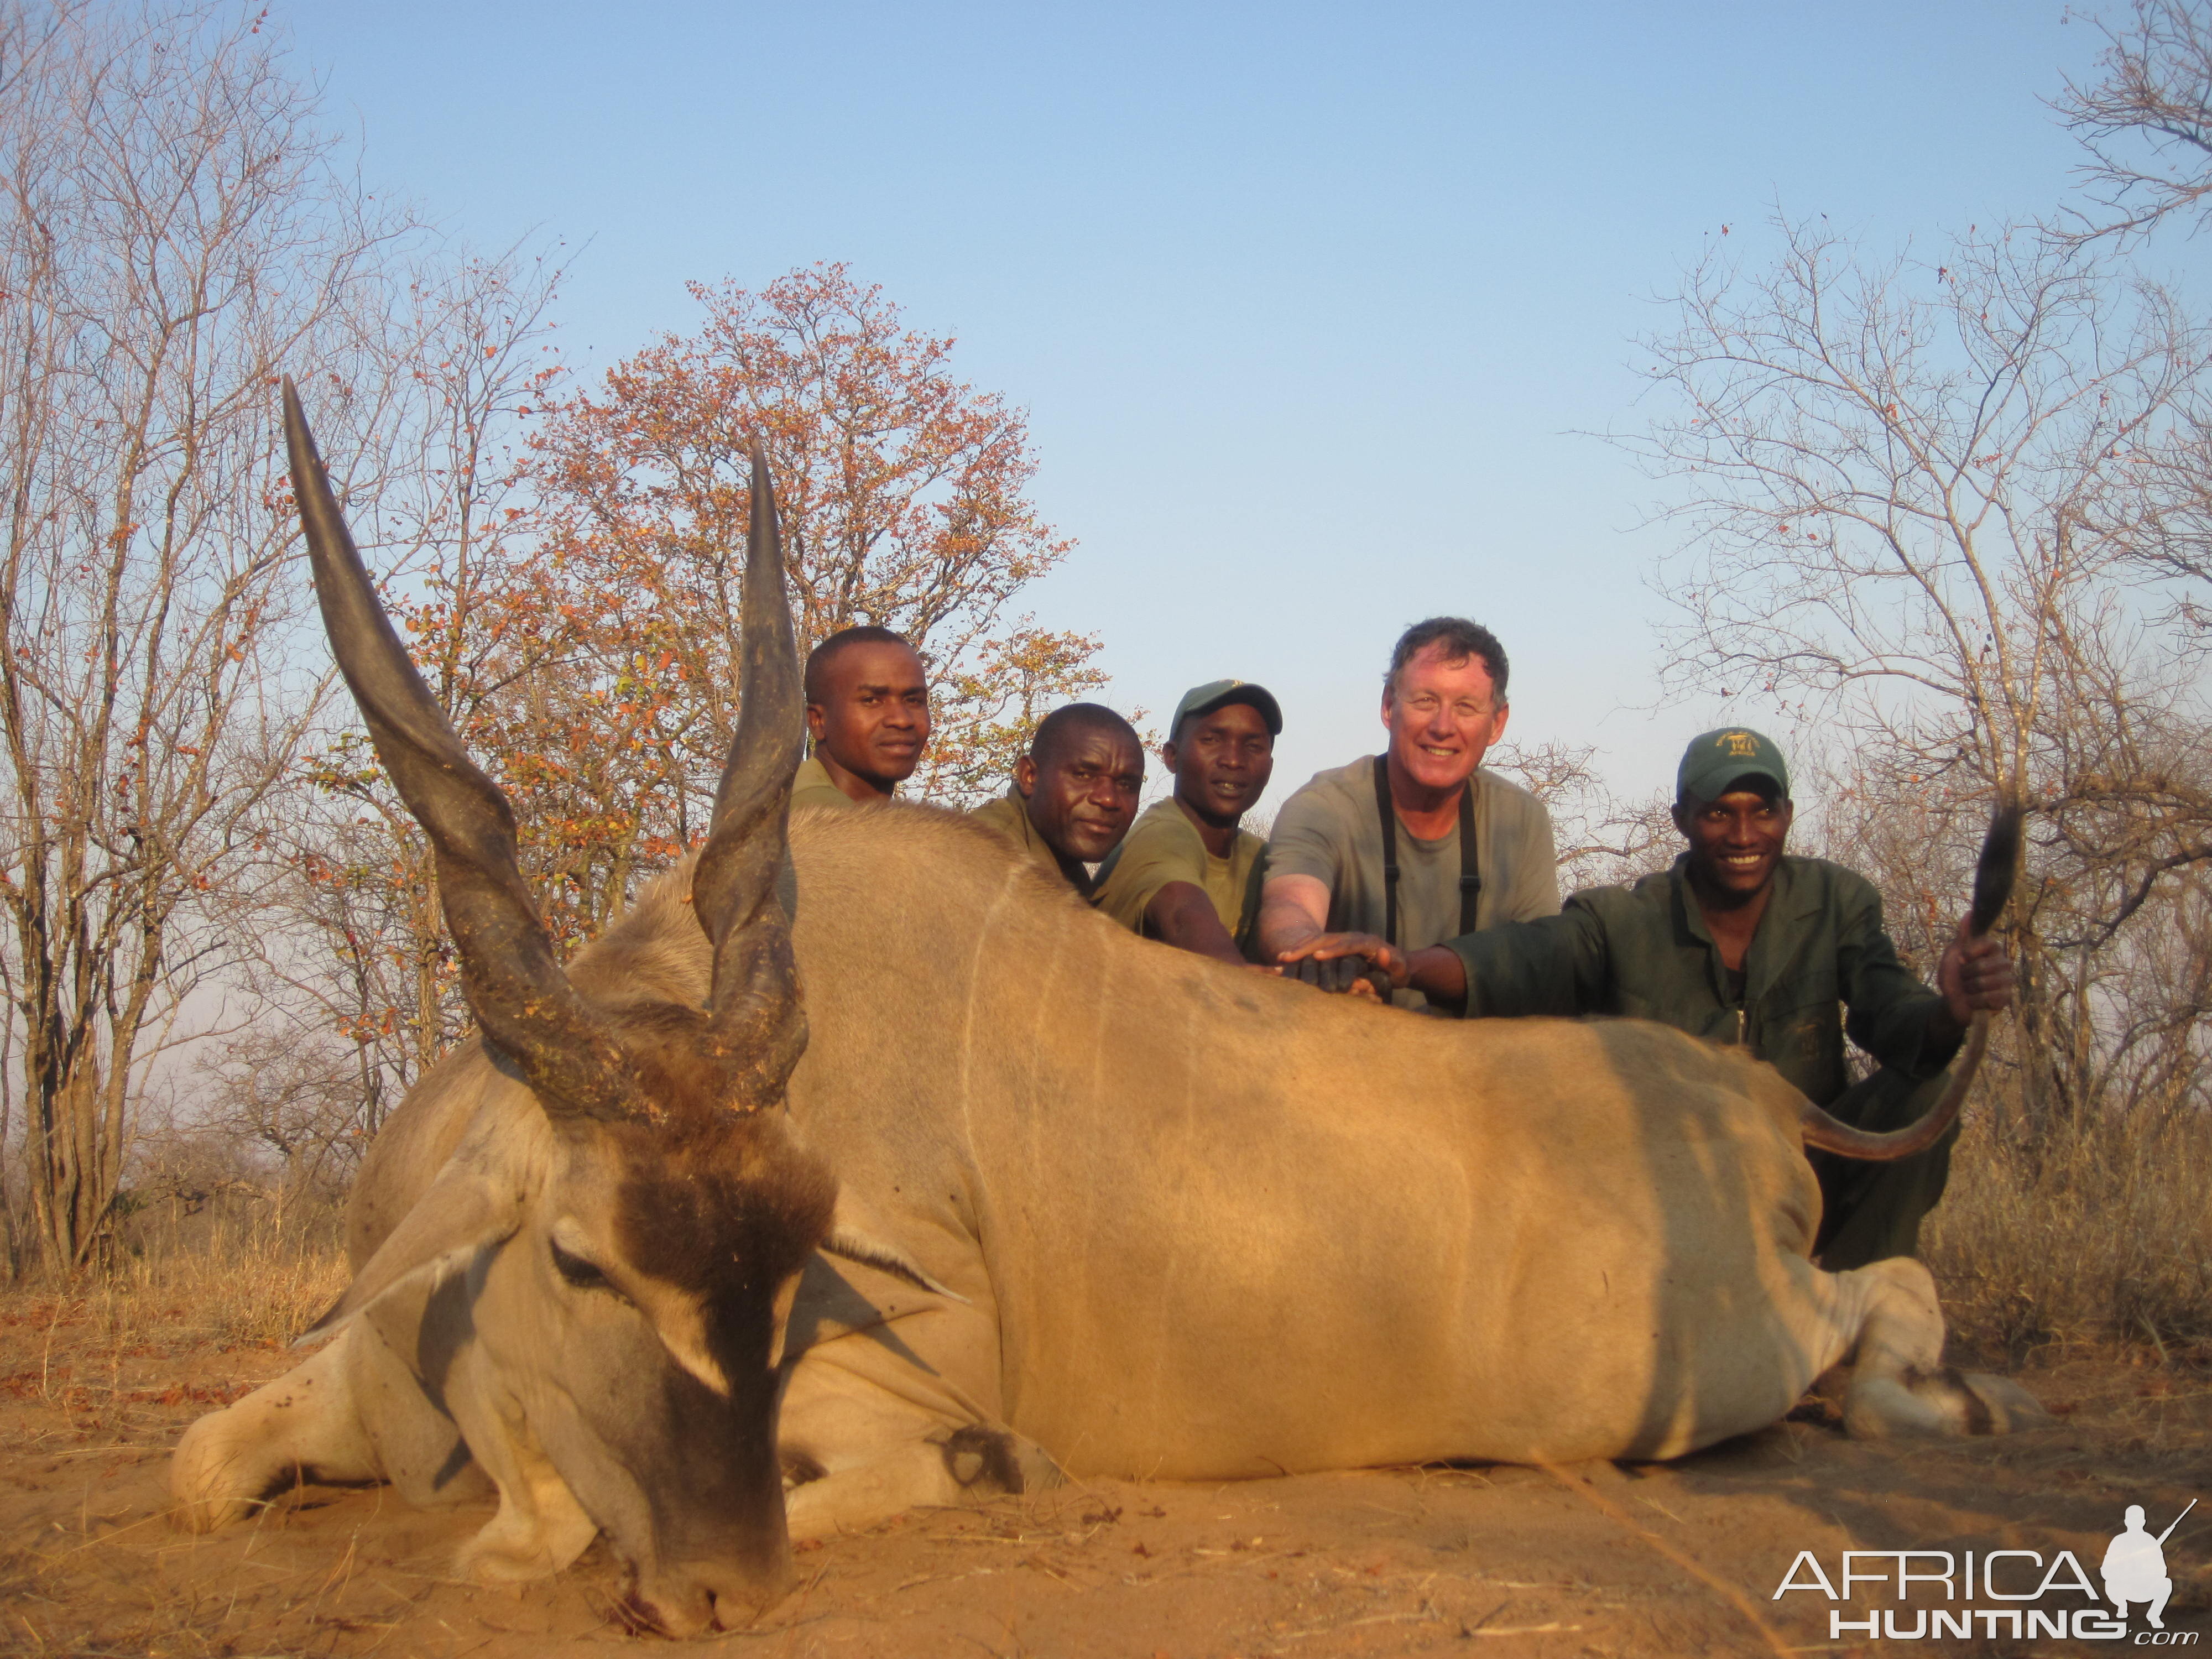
xmin=1772 ymin=1498 xmax=2201 ymax=1642
xmin=1719 ymin=730 xmax=1760 ymax=758
xmin=2106 ymin=1500 xmax=2193 ymax=1631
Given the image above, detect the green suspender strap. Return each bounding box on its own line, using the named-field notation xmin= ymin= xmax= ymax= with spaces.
xmin=1370 ymin=754 xmax=1481 ymax=950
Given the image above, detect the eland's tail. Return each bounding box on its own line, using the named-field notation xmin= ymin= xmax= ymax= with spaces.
xmin=1799 ymin=797 xmax=2021 ymax=1162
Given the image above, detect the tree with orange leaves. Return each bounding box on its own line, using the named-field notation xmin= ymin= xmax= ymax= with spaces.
xmin=270 ymin=264 xmax=1105 ymax=1114
xmin=529 ymin=262 xmax=1105 ymax=813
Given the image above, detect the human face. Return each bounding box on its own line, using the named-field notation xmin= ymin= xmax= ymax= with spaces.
xmin=1164 ymin=701 xmax=1274 ymax=829
xmin=1016 ymin=727 xmax=1144 ymax=864
xmin=805 ymin=641 xmax=930 ymax=791
xmin=1380 ymin=645 xmax=1509 ymax=795
xmin=1673 ymin=787 xmax=1794 ymax=902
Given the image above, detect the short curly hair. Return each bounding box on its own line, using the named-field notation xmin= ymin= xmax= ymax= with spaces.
xmin=1030 ymin=702 xmax=1139 ymax=765
xmin=1385 ymin=617 xmax=1509 ymax=703
xmin=804 ymin=625 xmax=916 ymax=704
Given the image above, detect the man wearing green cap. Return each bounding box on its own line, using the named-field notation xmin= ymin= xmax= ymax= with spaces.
xmin=1093 ymin=681 xmax=1280 ymax=964
xmin=1329 ymin=725 xmax=2015 ymax=1268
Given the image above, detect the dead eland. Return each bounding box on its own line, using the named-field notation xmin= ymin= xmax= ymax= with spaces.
xmin=174 ymin=389 xmax=2045 ymax=1634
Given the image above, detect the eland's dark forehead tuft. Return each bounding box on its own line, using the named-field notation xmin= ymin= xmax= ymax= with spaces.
xmin=607 ymin=1109 xmax=837 ymax=1304
xmin=593 ymin=997 xmax=838 ymax=1303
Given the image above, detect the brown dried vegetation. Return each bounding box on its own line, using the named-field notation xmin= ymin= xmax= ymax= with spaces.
xmin=1 ymin=1261 xmax=2209 ymax=1657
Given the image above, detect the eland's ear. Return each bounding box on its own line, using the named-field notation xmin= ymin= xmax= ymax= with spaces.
xmin=297 ymin=1168 xmax=521 ymax=1345
xmin=818 ymin=1189 xmax=964 ymax=1302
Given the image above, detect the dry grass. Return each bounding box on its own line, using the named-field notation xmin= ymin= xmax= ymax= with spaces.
xmin=112 ymin=1218 xmax=349 ymax=1347
xmin=1926 ymin=1098 xmax=2212 ymax=1364
xmin=9 ymin=1207 xmax=347 ymax=1352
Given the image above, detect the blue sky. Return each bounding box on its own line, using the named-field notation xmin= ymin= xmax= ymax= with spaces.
xmin=285 ymin=1 xmax=2116 ymax=806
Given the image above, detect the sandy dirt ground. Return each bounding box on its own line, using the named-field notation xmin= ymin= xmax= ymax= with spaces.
xmin=2 ymin=1295 xmax=2207 ymax=1658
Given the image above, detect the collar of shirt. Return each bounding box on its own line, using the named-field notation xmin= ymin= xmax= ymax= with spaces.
xmin=1668 ymin=854 xmax=1823 ymax=1007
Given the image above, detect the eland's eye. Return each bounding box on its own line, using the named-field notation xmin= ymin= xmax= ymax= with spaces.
xmin=550 ymin=1240 xmax=610 ymax=1289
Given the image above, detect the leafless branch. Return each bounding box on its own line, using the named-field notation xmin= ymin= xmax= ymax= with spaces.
xmin=2053 ymin=0 xmax=2212 ymax=246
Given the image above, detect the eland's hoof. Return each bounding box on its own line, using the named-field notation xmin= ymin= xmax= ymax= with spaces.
xmin=1958 ymin=1370 xmax=2053 ymax=1434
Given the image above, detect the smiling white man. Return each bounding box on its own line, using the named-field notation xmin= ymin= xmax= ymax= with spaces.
xmin=1255 ymin=617 xmax=1562 ymax=1013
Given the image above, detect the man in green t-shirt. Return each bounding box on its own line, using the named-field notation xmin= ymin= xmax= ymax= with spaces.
xmin=1093 ymin=680 xmax=1281 ymax=964
xmin=968 ymin=703 xmax=1145 ymax=897
xmin=1339 ymin=727 xmax=2015 ymax=1269
xmin=792 ymin=625 xmax=931 ymax=810
xmin=1261 ymin=617 xmax=1560 ymax=1011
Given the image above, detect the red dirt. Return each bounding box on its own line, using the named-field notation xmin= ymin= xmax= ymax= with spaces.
xmin=2 ymin=1295 xmax=2205 ymax=1657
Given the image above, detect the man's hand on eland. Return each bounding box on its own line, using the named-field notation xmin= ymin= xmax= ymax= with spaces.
xmin=1274 ymin=931 xmax=1410 ymax=999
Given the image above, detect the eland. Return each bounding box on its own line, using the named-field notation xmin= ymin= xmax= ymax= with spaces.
xmin=170 ymin=383 xmax=910 ymax=1635
xmin=176 ymin=392 xmax=2044 ymax=1622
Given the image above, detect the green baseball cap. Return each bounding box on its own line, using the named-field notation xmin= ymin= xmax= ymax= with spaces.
xmin=1169 ymin=679 xmax=1284 ymax=739
xmin=1677 ymin=727 xmax=1791 ymax=803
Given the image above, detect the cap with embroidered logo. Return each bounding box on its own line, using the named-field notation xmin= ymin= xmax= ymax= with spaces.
xmin=1677 ymin=727 xmax=1791 ymax=804
xmin=1169 ymin=679 xmax=1284 ymax=739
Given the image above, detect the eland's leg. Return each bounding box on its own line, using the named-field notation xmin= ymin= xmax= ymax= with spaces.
xmin=785 ymin=1423 xmax=1062 ymax=1540
xmin=1671 ymin=1253 xmax=2047 ymax=1452
xmin=348 ymin=1313 xmax=490 ymax=1510
xmin=171 ymin=1330 xmax=379 ymax=1530
xmin=1831 ymin=1257 xmax=2048 ymax=1437
xmin=437 ymin=1348 xmax=597 ymax=1583
xmin=779 ymin=1350 xmax=1060 ymax=1540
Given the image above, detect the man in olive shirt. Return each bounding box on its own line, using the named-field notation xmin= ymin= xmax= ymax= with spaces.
xmin=1093 ymin=680 xmax=1280 ymax=964
xmin=969 ymin=703 xmax=1144 ymax=897
xmin=1261 ymin=617 xmax=1560 ymax=1011
xmin=793 ymin=625 xmax=931 ymax=809
xmin=1358 ymin=727 xmax=2015 ymax=1269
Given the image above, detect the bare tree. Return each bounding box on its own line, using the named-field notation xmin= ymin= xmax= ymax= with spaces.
xmin=190 ymin=1021 xmax=370 ymax=1228
xmin=2055 ymin=0 xmax=2212 ymax=244
xmin=2051 ymin=3 xmax=2212 ymax=652
xmin=1626 ymin=212 xmax=2212 ymax=1140
xmin=1488 ymin=739 xmax=1677 ymax=893
xmin=1821 ymin=724 xmax=2212 ymax=1155
xmin=0 ymin=2 xmax=421 ymax=1267
xmin=266 ymin=248 xmax=570 ymax=1106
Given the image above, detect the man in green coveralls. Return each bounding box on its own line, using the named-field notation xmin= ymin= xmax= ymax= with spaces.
xmin=1331 ymin=727 xmax=2015 ymax=1269
xmin=792 ymin=625 xmax=931 ymax=809
xmin=968 ymin=703 xmax=1145 ymax=897
xmin=1093 ymin=680 xmax=1281 ymax=964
